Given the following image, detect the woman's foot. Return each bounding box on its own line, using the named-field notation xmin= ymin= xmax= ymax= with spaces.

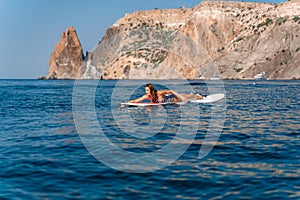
xmin=195 ymin=94 xmax=203 ymax=99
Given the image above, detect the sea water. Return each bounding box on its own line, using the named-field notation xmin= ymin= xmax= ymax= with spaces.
xmin=0 ymin=79 xmax=299 ymax=199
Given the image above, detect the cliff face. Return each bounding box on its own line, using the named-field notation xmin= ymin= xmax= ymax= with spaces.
xmin=47 ymin=26 xmax=84 ymax=79
xmin=46 ymin=1 xmax=300 ymax=79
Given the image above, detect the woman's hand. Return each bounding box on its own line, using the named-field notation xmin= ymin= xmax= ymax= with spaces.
xmin=129 ymin=95 xmax=148 ymax=103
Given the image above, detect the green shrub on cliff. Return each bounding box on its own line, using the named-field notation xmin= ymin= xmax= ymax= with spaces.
xmin=293 ymin=16 xmax=300 ymax=22
xmin=257 ymin=18 xmax=273 ymax=29
xmin=276 ymin=17 xmax=288 ymax=26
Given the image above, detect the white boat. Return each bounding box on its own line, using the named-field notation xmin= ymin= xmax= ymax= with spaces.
xmin=254 ymin=71 xmax=266 ymax=80
xmin=209 ymin=77 xmax=222 ymax=80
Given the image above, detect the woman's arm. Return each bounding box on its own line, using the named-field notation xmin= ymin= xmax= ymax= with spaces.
xmin=157 ymin=90 xmax=173 ymax=95
xmin=129 ymin=95 xmax=149 ymax=103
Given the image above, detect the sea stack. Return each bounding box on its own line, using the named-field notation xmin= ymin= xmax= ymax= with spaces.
xmin=47 ymin=26 xmax=84 ymax=79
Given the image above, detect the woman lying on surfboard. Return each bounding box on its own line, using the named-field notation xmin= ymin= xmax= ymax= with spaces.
xmin=129 ymin=83 xmax=203 ymax=103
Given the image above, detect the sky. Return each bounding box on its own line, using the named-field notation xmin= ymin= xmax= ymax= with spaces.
xmin=0 ymin=0 xmax=286 ymax=79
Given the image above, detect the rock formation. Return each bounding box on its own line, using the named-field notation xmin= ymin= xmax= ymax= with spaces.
xmin=47 ymin=26 xmax=84 ymax=79
xmin=44 ymin=1 xmax=300 ymax=79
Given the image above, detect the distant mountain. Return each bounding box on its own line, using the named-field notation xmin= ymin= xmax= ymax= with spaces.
xmin=43 ymin=0 xmax=300 ymax=80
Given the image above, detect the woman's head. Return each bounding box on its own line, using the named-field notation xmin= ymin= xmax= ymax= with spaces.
xmin=145 ymin=83 xmax=158 ymax=103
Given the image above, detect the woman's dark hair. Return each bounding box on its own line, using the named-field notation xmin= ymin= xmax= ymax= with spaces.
xmin=146 ymin=83 xmax=158 ymax=103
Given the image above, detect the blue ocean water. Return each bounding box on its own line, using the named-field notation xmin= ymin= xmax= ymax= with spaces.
xmin=0 ymin=79 xmax=299 ymax=199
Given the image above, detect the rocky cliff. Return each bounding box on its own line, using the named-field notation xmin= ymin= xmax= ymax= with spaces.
xmin=46 ymin=26 xmax=84 ymax=79
xmin=45 ymin=1 xmax=300 ymax=79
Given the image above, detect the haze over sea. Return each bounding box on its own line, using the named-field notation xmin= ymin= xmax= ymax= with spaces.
xmin=1 ymin=79 xmax=299 ymax=199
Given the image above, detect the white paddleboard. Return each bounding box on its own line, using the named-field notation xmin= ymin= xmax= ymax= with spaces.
xmin=189 ymin=93 xmax=225 ymax=103
xmin=121 ymin=93 xmax=225 ymax=107
xmin=120 ymin=101 xmax=177 ymax=107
